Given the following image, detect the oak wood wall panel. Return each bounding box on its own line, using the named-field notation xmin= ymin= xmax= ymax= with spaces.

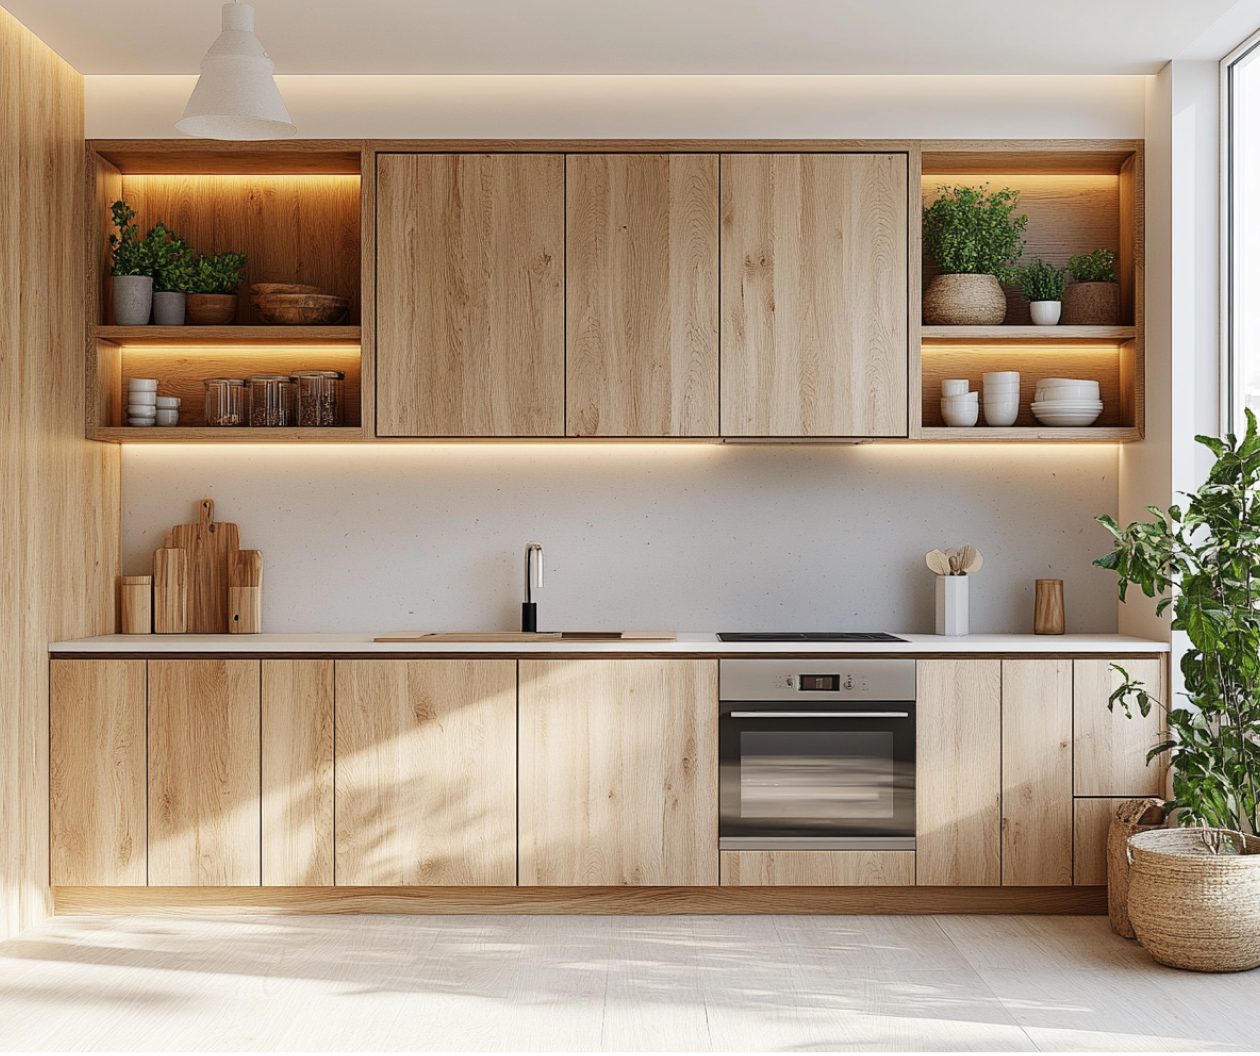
xmin=720 ymin=153 xmax=909 ymax=437
xmin=916 ymin=659 xmax=1002 ymax=886
xmin=376 ymin=153 xmax=565 ymax=436
xmin=519 ymin=659 xmax=718 ymax=886
xmin=720 ymin=851 xmax=915 ymax=887
xmin=0 ymin=9 xmax=119 ymax=940
xmin=262 ymin=660 xmax=335 ymax=886
xmin=566 ymin=154 xmax=719 ymax=436
xmin=1074 ymin=658 xmax=1165 ymax=797
xmin=148 ymin=660 xmax=261 ymax=886
xmin=49 ymin=661 xmax=147 ymax=886
xmin=1001 ymin=660 xmax=1073 ymax=886
xmin=335 ymin=660 xmax=517 ymax=886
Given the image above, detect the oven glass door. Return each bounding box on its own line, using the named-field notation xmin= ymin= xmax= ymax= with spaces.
xmin=719 ymin=704 xmax=915 ymax=839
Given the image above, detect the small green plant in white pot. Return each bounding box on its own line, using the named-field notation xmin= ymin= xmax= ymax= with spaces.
xmin=1014 ymin=257 xmax=1068 ymax=326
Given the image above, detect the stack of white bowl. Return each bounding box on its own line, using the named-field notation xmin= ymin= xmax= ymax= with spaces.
xmin=155 ymin=395 xmax=181 ymax=427
xmin=940 ymin=378 xmax=978 ymax=427
xmin=127 ymin=378 xmax=157 ymax=426
xmin=982 ymin=371 xmax=1020 ymax=427
xmin=1031 ymin=378 xmax=1103 ymax=426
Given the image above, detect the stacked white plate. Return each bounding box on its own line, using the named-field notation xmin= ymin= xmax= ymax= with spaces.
xmin=127 ymin=378 xmax=157 ymax=427
xmin=1031 ymin=378 xmax=1102 ymax=427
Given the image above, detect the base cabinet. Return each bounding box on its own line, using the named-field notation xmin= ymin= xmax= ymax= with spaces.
xmin=720 ymin=851 xmax=914 ymax=887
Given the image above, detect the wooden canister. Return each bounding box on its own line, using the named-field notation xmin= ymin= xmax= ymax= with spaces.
xmin=120 ymin=575 xmax=152 ymax=634
xmin=1034 ymin=579 xmax=1065 ymax=634
xmin=228 ymin=549 xmax=263 ymax=634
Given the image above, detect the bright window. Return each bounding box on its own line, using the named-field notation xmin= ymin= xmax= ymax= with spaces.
xmin=1225 ymin=31 xmax=1260 ymax=432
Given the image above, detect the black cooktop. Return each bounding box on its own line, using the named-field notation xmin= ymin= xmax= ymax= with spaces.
xmin=716 ymin=632 xmax=907 ymax=642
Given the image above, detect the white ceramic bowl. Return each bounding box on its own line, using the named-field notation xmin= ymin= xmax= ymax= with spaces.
xmin=1036 ymin=386 xmax=1100 ymax=402
xmin=983 ymin=383 xmax=1020 ymax=396
xmin=155 ymin=409 xmax=179 ymax=426
xmin=126 ymin=405 xmax=157 ymax=417
xmin=155 ymin=396 xmax=182 ymax=409
xmin=941 ymin=392 xmax=979 ymax=405
xmin=982 ymin=371 xmax=1019 ymax=385
xmin=942 ymin=403 xmax=979 ymax=428
xmin=127 ymin=418 xmax=155 ymax=427
xmin=1036 ymin=377 xmax=1094 ymax=388
xmin=1032 ymin=408 xmax=1103 ymax=427
xmin=983 ymin=405 xmax=1019 ymax=427
xmin=127 ymin=378 xmax=158 ymax=392
xmin=128 ymin=391 xmax=157 ymax=406
xmin=941 ymin=379 xmax=970 ymax=397
xmin=1031 ymin=400 xmax=1103 ymax=411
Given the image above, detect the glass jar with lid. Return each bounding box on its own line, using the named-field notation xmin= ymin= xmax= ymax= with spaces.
xmin=203 ymin=378 xmax=247 ymax=427
xmin=247 ymin=374 xmax=297 ymax=427
xmin=292 ymin=370 xmax=346 ymax=427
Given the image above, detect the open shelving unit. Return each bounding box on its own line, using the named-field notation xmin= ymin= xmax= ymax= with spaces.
xmin=86 ymin=141 xmax=374 ymax=442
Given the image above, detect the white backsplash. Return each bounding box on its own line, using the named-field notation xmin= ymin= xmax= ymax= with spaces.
xmin=121 ymin=442 xmax=1120 ymax=636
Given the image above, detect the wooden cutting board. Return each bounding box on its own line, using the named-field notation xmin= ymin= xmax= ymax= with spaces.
xmin=164 ymin=499 xmax=242 ymax=633
xmin=375 ymin=631 xmax=677 ymax=643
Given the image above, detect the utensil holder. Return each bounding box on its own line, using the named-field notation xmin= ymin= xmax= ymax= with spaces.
xmin=935 ymin=575 xmax=969 ymax=636
xmin=1034 ymin=579 xmax=1066 ymax=634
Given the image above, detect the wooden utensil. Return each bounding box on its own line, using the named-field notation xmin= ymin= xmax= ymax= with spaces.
xmin=152 ymin=548 xmax=188 ymax=634
xmin=963 ymin=550 xmax=984 ymax=575
xmin=164 ymin=499 xmax=241 ymax=633
xmin=925 ymin=550 xmax=950 ymax=576
xmin=228 ymin=550 xmax=263 ymax=634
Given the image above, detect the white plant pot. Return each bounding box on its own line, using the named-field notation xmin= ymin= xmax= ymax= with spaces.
xmin=1029 ymin=300 xmax=1062 ymax=326
xmin=935 ymin=575 xmax=969 ymax=636
xmin=152 ymin=290 xmax=187 ymax=326
xmin=112 ymin=275 xmax=153 ymax=326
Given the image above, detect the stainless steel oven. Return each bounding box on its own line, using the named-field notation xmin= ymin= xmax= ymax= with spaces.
xmin=719 ymin=659 xmax=916 ymax=849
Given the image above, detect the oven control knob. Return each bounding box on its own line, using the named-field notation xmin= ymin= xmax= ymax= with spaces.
xmin=843 ymin=675 xmax=855 ymax=690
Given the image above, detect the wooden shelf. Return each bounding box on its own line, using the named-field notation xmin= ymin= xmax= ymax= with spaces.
xmin=919 ymin=426 xmax=1140 ymax=443
xmin=95 ymin=326 xmax=362 ymax=346
xmin=921 ymin=326 xmax=1135 ymax=343
xmin=90 ymin=427 xmax=366 ymax=443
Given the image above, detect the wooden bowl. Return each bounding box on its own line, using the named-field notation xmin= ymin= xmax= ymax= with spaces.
xmin=186 ymin=293 xmax=239 ymax=325
xmin=253 ymin=292 xmax=351 ymax=326
xmin=250 ymin=283 xmax=320 ymax=296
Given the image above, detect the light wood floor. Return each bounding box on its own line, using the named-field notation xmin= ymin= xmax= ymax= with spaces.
xmin=0 ymin=913 xmax=1256 ymax=1051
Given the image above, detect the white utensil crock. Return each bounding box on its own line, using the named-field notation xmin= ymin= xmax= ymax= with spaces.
xmin=936 ymin=575 xmax=969 ymax=636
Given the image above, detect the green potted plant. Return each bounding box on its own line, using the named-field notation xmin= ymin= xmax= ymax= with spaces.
xmin=922 ymin=184 xmax=1027 ymax=326
xmin=1013 ymin=257 xmax=1068 ymax=326
xmin=1095 ymin=412 xmax=1260 ymax=972
xmin=185 ymin=251 xmax=248 ymax=325
xmin=108 ymin=200 xmax=157 ymax=325
xmin=147 ymin=224 xmax=195 ymax=326
xmin=1063 ymin=248 xmax=1121 ymax=325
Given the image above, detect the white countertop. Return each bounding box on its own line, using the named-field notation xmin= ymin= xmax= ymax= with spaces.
xmin=50 ymin=632 xmax=1169 ymax=655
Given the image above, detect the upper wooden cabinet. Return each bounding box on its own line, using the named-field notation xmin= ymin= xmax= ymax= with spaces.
xmin=720 ymin=153 xmax=910 ymax=437
xmin=566 ymin=154 xmax=719 ymax=437
xmin=375 ymin=153 xmax=566 ymax=437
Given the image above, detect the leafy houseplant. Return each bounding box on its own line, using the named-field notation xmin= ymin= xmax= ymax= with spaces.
xmin=185 ymin=251 xmax=248 ymax=325
xmin=1063 ymin=246 xmax=1122 ymax=324
xmin=146 ymin=223 xmax=195 ymax=326
xmin=922 ymin=184 xmax=1028 ymax=326
xmin=108 ymin=200 xmax=157 ymax=325
xmin=1014 ymin=257 xmax=1067 ymax=326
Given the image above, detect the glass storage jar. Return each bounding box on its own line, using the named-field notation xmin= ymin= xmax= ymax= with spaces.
xmin=203 ymin=378 xmax=247 ymax=427
xmin=292 ymin=370 xmax=346 ymax=427
xmin=247 ymin=374 xmax=297 ymax=427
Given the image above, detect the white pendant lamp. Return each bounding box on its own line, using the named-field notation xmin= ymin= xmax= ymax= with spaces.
xmin=177 ymin=1 xmax=297 ymax=140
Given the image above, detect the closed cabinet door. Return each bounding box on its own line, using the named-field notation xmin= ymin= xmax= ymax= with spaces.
xmin=335 ymin=660 xmax=518 ymax=885
xmin=720 ymin=153 xmax=909 ymax=437
xmin=1074 ymin=658 xmax=1166 ymax=797
xmin=519 ymin=659 xmax=718 ymax=886
xmin=148 ymin=659 xmax=261 ymax=886
xmin=566 ymin=153 xmax=719 ymax=436
xmin=376 ymin=153 xmax=565 ymax=437
xmin=50 ymin=659 xmax=148 ymax=886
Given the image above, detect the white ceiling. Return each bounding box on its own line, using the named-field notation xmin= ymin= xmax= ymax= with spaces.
xmin=3 ymin=0 xmax=1257 ymax=76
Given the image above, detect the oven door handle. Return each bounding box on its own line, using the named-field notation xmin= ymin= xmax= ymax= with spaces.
xmin=728 ymin=711 xmax=910 ymax=719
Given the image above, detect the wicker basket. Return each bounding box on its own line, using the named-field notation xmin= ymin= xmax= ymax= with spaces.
xmin=1127 ymin=828 xmax=1260 ymax=972
xmin=922 ymin=273 xmax=1006 ymax=326
xmin=1060 ymin=281 xmax=1121 ymax=325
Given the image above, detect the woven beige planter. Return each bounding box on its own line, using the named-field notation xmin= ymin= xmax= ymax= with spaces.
xmin=1127 ymin=828 xmax=1260 ymax=972
xmin=923 ymin=273 xmax=1006 ymax=326
xmin=1061 ymin=281 xmax=1121 ymax=325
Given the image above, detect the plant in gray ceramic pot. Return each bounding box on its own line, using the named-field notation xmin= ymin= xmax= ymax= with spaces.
xmin=108 ymin=200 xmax=157 ymax=325
xmin=149 ymin=225 xmax=195 ymax=326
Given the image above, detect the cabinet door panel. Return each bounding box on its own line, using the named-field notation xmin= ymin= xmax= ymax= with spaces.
xmin=566 ymin=153 xmax=719 ymax=436
xmin=335 ymin=660 xmax=517 ymax=885
xmin=916 ymin=659 xmax=1001 ymax=886
xmin=50 ymin=660 xmax=147 ymax=886
xmin=721 ymin=153 xmax=908 ymax=437
xmin=1074 ymin=658 xmax=1165 ymax=796
xmin=148 ymin=659 xmax=261 ymax=886
xmin=262 ymin=660 xmax=334 ymax=886
xmin=720 ymin=850 xmax=914 ymax=886
xmin=1073 ymin=796 xmax=1130 ymax=886
xmin=376 ymin=153 xmax=565 ymax=437
xmin=519 ymin=659 xmax=718 ymax=886
xmin=1002 ymin=659 xmax=1073 ymax=886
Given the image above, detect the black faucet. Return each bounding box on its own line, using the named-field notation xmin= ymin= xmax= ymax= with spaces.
xmin=522 ymin=541 xmax=543 ymax=632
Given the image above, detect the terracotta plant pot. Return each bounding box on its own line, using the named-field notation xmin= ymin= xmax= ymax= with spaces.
xmin=1061 ymin=281 xmax=1121 ymax=325
xmin=186 ymin=293 xmax=239 ymax=326
xmin=112 ymin=275 xmax=153 ymax=326
xmin=923 ymin=273 xmax=1006 ymax=326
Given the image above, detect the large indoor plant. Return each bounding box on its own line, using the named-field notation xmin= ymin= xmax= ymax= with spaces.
xmin=108 ymin=200 xmax=157 ymax=325
xmin=185 ymin=251 xmax=248 ymax=325
xmin=1095 ymin=411 xmax=1260 ymax=971
xmin=1063 ymin=248 xmax=1121 ymax=325
xmin=922 ymin=184 xmax=1027 ymax=326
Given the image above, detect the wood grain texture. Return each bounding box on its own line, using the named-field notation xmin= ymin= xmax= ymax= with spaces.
xmin=0 ymin=10 xmax=119 ymax=941
xmin=49 ymin=660 xmax=147 ymax=886
xmin=1073 ymin=797 xmax=1130 ymax=887
xmin=92 ymin=140 xmax=364 ymax=175
xmin=721 ymin=153 xmax=909 ymax=437
xmin=152 ymin=548 xmax=188 ymax=634
xmin=53 ymin=884 xmax=1107 ymax=916
xmin=921 ymin=141 xmax=1141 ymax=175
xmin=1073 ymin=658 xmax=1166 ymax=797
xmin=916 ymin=660 xmax=1002 ymax=886
xmin=519 ymin=659 xmax=718 ymax=886
xmin=376 ymin=153 xmax=564 ymax=437
xmin=334 ymin=660 xmax=518 ymax=885
xmin=120 ymin=576 xmax=152 ymax=634
xmin=1033 ymin=580 xmax=1066 ymax=635
xmin=1001 ymin=660 xmax=1073 ymax=886
xmin=262 ymin=660 xmax=334 ymax=886
xmin=566 ymin=154 xmax=718 ymax=436
xmin=164 ymin=500 xmax=241 ymax=634
xmin=148 ymin=659 xmax=261 ymax=886
xmin=720 ymin=851 xmax=915 ymax=887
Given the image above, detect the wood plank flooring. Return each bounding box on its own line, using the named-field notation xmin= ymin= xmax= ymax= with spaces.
xmin=0 ymin=913 xmax=1256 ymax=1051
